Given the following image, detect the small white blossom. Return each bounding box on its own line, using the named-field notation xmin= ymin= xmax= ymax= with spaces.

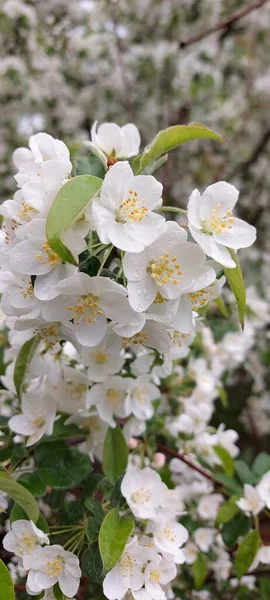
xmin=84 ymin=121 xmax=140 ymax=168
xmin=103 ymin=537 xmax=145 ymax=600
xmin=194 ymin=528 xmax=215 ymax=552
xmin=3 ymin=519 xmax=49 ymax=570
xmin=236 ymin=484 xmax=265 ymax=516
xmin=26 ymin=544 xmax=81 ymax=598
xmin=257 ymin=471 xmax=270 ymax=509
xmin=9 ymin=392 xmax=56 ymax=446
xmin=121 ymin=467 xmax=168 ymax=520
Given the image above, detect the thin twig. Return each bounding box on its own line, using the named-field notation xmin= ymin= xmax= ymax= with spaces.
xmin=157 ymin=443 xmax=215 ymax=483
xmin=179 ymin=0 xmax=270 ymax=49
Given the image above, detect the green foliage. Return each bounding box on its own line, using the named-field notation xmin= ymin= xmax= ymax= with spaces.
xmin=0 ymin=471 xmax=39 ymax=522
xmin=13 ymin=335 xmax=40 ymax=399
xmin=214 ymin=445 xmax=235 ymax=476
xmin=221 ymin=513 xmax=251 ymax=548
xmin=9 ymin=503 xmax=49 ymax=532
xmin=86 ymin=516 xmax=101 ymax=543
xmin=235 ymin=530 xmax=260 ymax=578
xmin=46 ymin=174 xmax=102 ymax=264
xmin=53 ymin=583 xmax=64 ymax=600
xmin=192 ymin=553 xmax=207 ymax=590
xmin=252 ymin=452 xmax=270 ymax=479
xmin=35 ymin=441 xmax=92 ymax=489
xmin=102 ymin=426 xmax=128 ymax=482
xmin=216 ymin=495 xmax=240 ymax=525
xmin=234 ymin=461 xmax=257 ymax=485
xmin=78 ymin=252 xmax=101 ymax=276
xmin=18 ymin=472 xmax=47 ymax=497
xmin=98 ymin=508 xmax=134 ymax=573
xmin=133 ymin=123 xmax=222 ymax=174
xmin=0 ymin=559 xmax=15 ymax=600
xmin=85 ymin=497 xmax=105 ymax=522
xmin=75 ymin=155 xmax=106 ymax=178
xmin=81 ymin=544 xmax=103 ymax=583
xmin=259 ymin=578 xmax=270 ymax=599
xmin=224 ymin=249 xmax=246 ymax=329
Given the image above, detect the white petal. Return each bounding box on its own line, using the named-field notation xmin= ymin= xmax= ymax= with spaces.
xmin=95 ymin=123 xmax=122 ymax=155
xmin=200 ymin=181 xmax=239 ymax=221
xmin=123 ymin=250 xmax=149 ymax=281
xmin=127 ymin=278 xmax=156 ymax=312
xmin=120 ymin=123 xmax=141 ymax=157
xmin=108 ymin=222 xmax=145 ymax=252
xmin=213 ymin=217 xmax=256 ymax=249
xmin=187 ymin=189 xmax=202 ymax=229
xmin=126 ymin=213 xmax=166 ymax=245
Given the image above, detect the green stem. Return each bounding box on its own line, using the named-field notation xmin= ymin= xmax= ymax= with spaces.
xmin=157 ymin=206 xmax=187 ymax=215
xmin=97 ymin=245 xmax=113 ymax=274
xmin=120 ymin=250 xmax=127 ymax=286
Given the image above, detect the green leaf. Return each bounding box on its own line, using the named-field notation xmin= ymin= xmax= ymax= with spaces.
xmin=192 ymin=553 xmax=207 ymax=590
xmin=53 ymin=582 xmax=64 ymax=600
xmin=214 ymin=473 xmax=242 ymax=493
xmin=10 ymin=444 xmax=29 ymax=468
xmin=18 ymin=472 xmax=47 ymax=497
xmin=259 ymin=577 xmax=270 ymax=600
xmin=214 ymin=445 xmax=235 ymax=476
xmin=49 ymin=415 xmax=82 ymax=440
xmin=102 ymin=426 xmax=128 ymax=482
xmin=86 ymin=517 xmax=101 ymax=543
xmin=13 ymin=335 xmax=40 ymax=399
xmin=235 ymin=530 xmax=260 ymax=578
xmin=216 ymin=495 xmax=240 ymax=525
xmin=0 ymin=559 xmax=15 ymax=600
xmin=81 ymin=544 xmax=103 ymax=583
xmin=79 ymin=252 xmax=101 ymax=276
xmin=133 ymin=123 xmax=222 ymax=174
xmin=214 ymin=296 xmax=229 ymax=318
xmin=0 ymin=471 xmax=39 ymax=522
xmin=46 ymin=175 xmax=102 ymax=265
xmin=141 ymin=153 xmax=168 ymax=175
xmin=222 ymin=513 xmax=251 ymax=547
xmin=85 ymin=497 xmax=105 ymax=522
xmin=252 ymin=453 xmax=270 ymax=479
xmin=99 ymin=508 xmax=134 ymax=573
xmin=234 ymin=461 xmax=257 ymax=485
xmin=224 ymin=249 xmax=246 ymax=329
xmin=10 ymin=503 xmax=49 ymax=532
xmin=75 ymin=155 xmax=106 ymax=178
xmin=35 ymin=442 xmax=92 ymax=489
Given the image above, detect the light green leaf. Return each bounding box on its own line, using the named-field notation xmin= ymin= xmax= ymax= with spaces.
xmin=214 ymin=296 xmax=229 ymax=318
xmin=46 ymin=175 xmax=102 ymax=265
xmin=0 ymin=559 xmax=15 ymax=600
xmin=224 ymin=249 xmax=246 ymax=329
xmin=99 ymin=508 xmax=134 ymax=573
xmin=0 ymin=471 xmax=39 ymax=523
xmin=252 ymin=452 xmax=270 ymax=479
xmin=214 ymin=445 xmax=235 ymax=476
xmin=102 ymin=426 xmax=128 ymax=482
xmin=216 ymin=495 xmax=240 ymax=525
xmin=133 ymin=123 xmax=222 ymax=174
xmin=235 ymin=530 xmax=260 ymax=578
xmin=14 ymin=335 xmax=40 ymax=399
xmin=192 ymin=553 xmax=207 ymax=590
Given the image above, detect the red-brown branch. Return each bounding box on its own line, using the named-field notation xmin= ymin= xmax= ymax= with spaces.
xmin=157 ymin=442 xmax=215 ymax=483
xmin=179 ymin=0 xmax=270 ymax=48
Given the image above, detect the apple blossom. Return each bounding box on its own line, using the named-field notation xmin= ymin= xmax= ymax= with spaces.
xmin=3 ymin=520 xmax=49 ymax=569
xmin=84 ymin=121 xmax=141 ymax=168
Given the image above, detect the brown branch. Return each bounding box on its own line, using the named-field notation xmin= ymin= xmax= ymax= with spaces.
xmin=157 ymin=442 xmax=216 ymax=484
xmin=179 ymin=0 xmax=270 ymax=49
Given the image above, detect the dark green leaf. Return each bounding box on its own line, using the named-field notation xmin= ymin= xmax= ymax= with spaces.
xmin=192 ymin=553 xmax=207 ymax=590
xmin=99 ymin=508 xmax=134 ymax=573
xmin=133 ymin=123 xmax=222 ymax=174
xmin=224 ymin=249 xmax=246 ymax=329
xmin=9 ymin=503 xmax=49 ymax=532
xmin=46 ymin=175 xmax=102 ymax=264
xmin=102 ymin=426 xmax=128 ymax=482
xmin=111 ymin=475 xmax=125 ymax=507
xmin=259 ymin=577 xmax=270 ymax=600
xmin=79 ymin=253 xmax=101 ymax=277
xmin=18 ymin=472 xmax=47 ymax=497
xmin=214 ymin=473 xmax=242 ymax=493
xmin=13 ymin=336 xmax=40 ymax=399
xmin=81 ymin=544 xmax=103 ymax=583
xmin=235 ymin=530 xmax=260 ymax=578
xmin=214 ymin=445 xmax=235 ymax=476
xmin=53 ymin=582 xmax=64 ymax=600
xmin=35 ymin=442 xmax=92 ymax=489
xmin=222 ymin=514 xmax=251 ymax=547
xmin=234 ymin=461 xmax=257 ymax=485
xmin=49 ymin=416 xmax=82 ymax=440
xmin=0 ymin=471 xmax=39 ymax=522
xmin=252 ymin=453 xmax=270 ymax=479
xmin=10 ymin=444 xmax=28 ymax=468
xmin=86 ymin=517 xmax=101 ymax=543
xmin=75 ymin=155 xmax=106 ymax=178
xmin=0 ymin=559 xmax=15 ymax=600
xmin=85 ymin=497 xmax=105 ymax=522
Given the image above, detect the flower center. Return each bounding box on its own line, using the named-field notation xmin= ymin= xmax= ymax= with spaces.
xmin=150 ymin=569 xmax=161 ymax=583
xmin=17 ymin=535 xmax=36 ymax=555
xmin=92 ymin=349 xmax=109 ymax=364
xmin=36 ymin=241 xmax=61 ymax=267
xmin=202 ymin=205 xmax=234 ymax=235
xmin=30 ymin=415 xmax=45 ymax=428
xmin=116 ymin=189 xmax=148 ymax=223
xmin=134 ymin=388 xmax=147 ymax=404
xmin=106 ymin=388 xmax=123 ymax=408
xmin=169 ymin=331 xmax=190 ymax=347
xmin=148 ymin=252 xmax=182 ymax=286
xmin=20 ymin=282 xmax=33 ymax=299
xmin=162 ymin=525 xmax=176 ymax=542
xmin=45 ymin=557 xmax=63 ymax=578
xmin=153 ymin=292 xmax=168 ymax=304
xmin=67 ymin=293 xmax=103 ymax=326
xmin=66 ymin=381 xmax=88 ymax=400
xmin=120 ymin=553 xmax=136 ymax=577
xmin=122 ymin=331 xmax=148 ymax=347
xmin=131 ymin=487 xmax=151 ymax=504
xmin=19 ymin=201 xmax=38 ymax=221
xmin=189 ymin=286 xmax=215 ymax=310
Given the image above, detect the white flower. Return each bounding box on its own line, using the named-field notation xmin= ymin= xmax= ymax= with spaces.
xmin=91 ymin=162 xmax=165 ymax=252
xmin=125 ymin=375 xmax=160 ymax=420
xmin=103 ymin=537 xmax=145 ymax=600
xmin=0 ymin=491 xmax=8 ymax=513
xmin=213 ymin=424 xmax=239 ymax=458
xmin=144 ymin=557 xmax=177 ymax=600
xmin=236 ymin=484 xmax=265 ymax=516
xmin=8 ymin=392 xmax=56 ymax=446
xmin=3 ymin=519 xmax=49 ymax=570
xmin=257 ymin=545 xmax=270 ymax=565
xmin=123 ymin=221 xmax=215 ymax=312
xmin=173 ymin=276 xmax=224 ymax=333
xmin=121 ymin=467 xmax=168 ymax=520
xmin=114 ymin=316 xmax=171 ymax=355
xmin=152 ymin=519 xmax=188 ymax=563
xmin=42 ymin=272 xmax=144 ymax=347
xmin=194 ymin=528 xmax=215 ymax=552
xmin=197 ymin=493 xmax=223 ymax=521
xmin=81 ymin=328 xmax=125 ymax=382
xmin=257 ymin=470 xmax=270 ymax=509
xmin=87 ymin=375 xmax=131 ymax=428
xmin=26 ymin=544 xmax=81 ymax=598
xmin=183 ymin=542 xmax=198 ymax=565
xmin=187 ymin=182 xmax=256 ymax=268
xmin=13 ymin=132 xmax=71 ymax=182
xmin=1 ymin=271 xmax=42 ymax=321
xmin=49 ymin=365 xmax=91 ymax=415
xmin=84 ymin=121 xmax=140 ymax=168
